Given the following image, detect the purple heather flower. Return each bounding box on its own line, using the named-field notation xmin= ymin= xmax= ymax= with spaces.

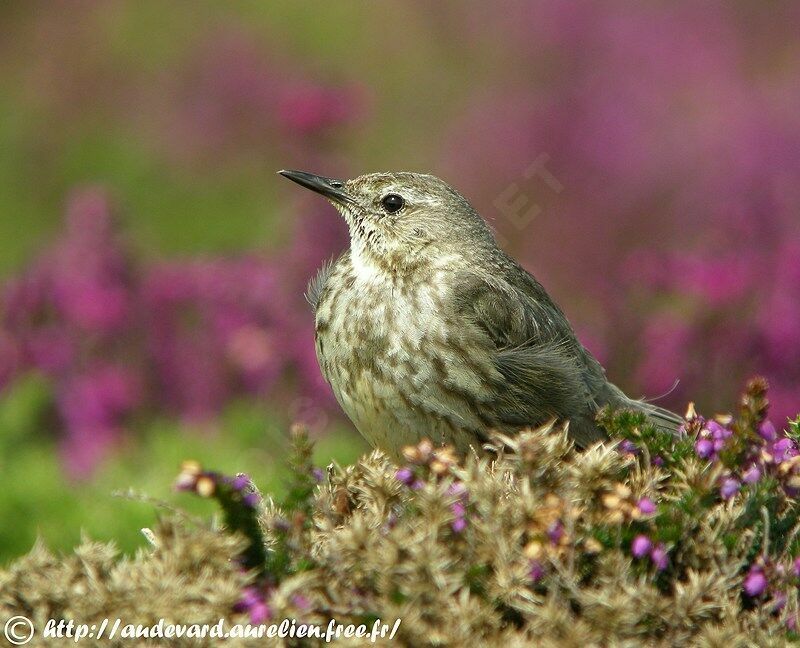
xmin=546 ymin=520 xmax=564 ymax=545
xmin=312 ymin=468 xmax=325 ymax=483
xmin=637 ymin=497 xmax=656 ymax=515
xmin=394 ymin=467 xmax=414 ymax=485
xmin=451 ymin=501 xmax=466 ymax=518
xmin=232 ymin=474 xmax=250 ymax=491
xmin=793 ymin=557 xmax=800 ymax=578
xmin=451 ymin=517 xmax=468 ymax=533
xmin=759 ymin=421 xmax=778 ymax=442
xmin=650 ymin=543 xmax=669 ymax=571
xmin=695 ymin=438 xmax=715 ymax=459
xmin=411 ymin=479 xmax=425 ymax=491
xmin=743 ymin=567 xmax=767 ymax=597
xmin=529 ymin=560 xmax=545 ymax=583
xmin=720 ymin=478 xmax=741 ymax=500
xmin=234 ymin=587 xmax=262 ymax=612
xmin=771 ymin=438 xmax=798 ymax=463
xmin=705 ymin=420 xmax=731 ymax=440
xmin=618 ymin=440 xmax=638 ymax=455
xmin=742 ymin=465 xmax=761 ymax=484
xmin=651 ymin=455 xmax=664 ymax=467
xmin=631 ymin=535 xmax=652 ymax=558
xmin=249 ymin=601 xmax=271 ymax=625
xmin=243 ymin=492 xmax=261 ymax=508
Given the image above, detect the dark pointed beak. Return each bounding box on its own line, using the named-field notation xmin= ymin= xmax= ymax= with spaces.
xmin=278 ymin=169 xmax=354 ymax=205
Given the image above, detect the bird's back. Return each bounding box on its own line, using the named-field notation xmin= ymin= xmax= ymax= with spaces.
xmin=452 ymin=250 xmax=682 ymax=445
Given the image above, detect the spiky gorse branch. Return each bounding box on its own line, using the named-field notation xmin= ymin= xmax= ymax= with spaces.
xmin=174 ymin=424 xmax=324 ymax=625
xmin=4 ymin=380 xmax=800 ymax=645
xmin=170 ymin=379 xmax=800 ymax=643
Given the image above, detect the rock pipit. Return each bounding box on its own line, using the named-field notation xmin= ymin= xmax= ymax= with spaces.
xmin=280 ymin=170 xmax=681 ymax=459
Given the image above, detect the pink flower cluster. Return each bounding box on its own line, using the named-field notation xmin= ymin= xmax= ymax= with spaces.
xmin=687 ymin=412 xmax=800 ymax=501
xmin=0 ymin=189 xmax=334 ymax=478
xmin=440 ymin=1 xmax=800 ymax=422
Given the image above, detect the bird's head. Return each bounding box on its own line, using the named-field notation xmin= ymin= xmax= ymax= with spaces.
xmin=279 ymin=170 xmax=496 ymax=274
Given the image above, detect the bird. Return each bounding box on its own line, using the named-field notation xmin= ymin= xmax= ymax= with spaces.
xmin=279 ymin=169 xmax=682 ymax=460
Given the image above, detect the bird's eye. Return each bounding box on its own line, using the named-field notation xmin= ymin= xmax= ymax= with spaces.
xmin=381 ymin=193 xmax=405 ymax=213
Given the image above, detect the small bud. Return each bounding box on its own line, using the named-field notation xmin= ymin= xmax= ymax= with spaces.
xmin=402 ymin=445 xmax=421 ymax=463
xmin=249 ymin=601 xmax=271 ymax=624
xmin=631 ymin=535 xmax=652 ymax=558
xmin=759 ymin=421 xmax=777 ymax=442
xmin=524 ymin=541 xmax=543 ymax=560
xmin=546 ymin=520 xmax=564 ymax=545
xmin=451 ymin=517 xmax=467 ymax=533
xmin=529 ymin=560 xmax=545 ymax=582
xmin=650 ymin=543 xmax=668 ymax=571
xmin=418 ymin=439 xmax=434 ymax=461
xmin=695 ymin=438 xmax=714 ymax=459
xmin=685 ymin=402 xmax=697 ymax=420
xmin=180 ymin=459 xmax=202 ymax=475
xmin=174 ymin=472 xmax=197 ymax=492
xmin=713 ymin=413 xmax=733 ymax=425
xmin=742 ymin=465 xmax=761 ymax=484
xmin=743 ymin=568 xmax=767 ymax=597
xmin=232 ymin=474 xmax=250 ymax=491
xmin=584 ymin=538 xmax=602 ymax=554
xmin=430 ymin=459 xmax=449 ymax=475
xmin=614 ymin=483 xmax=632 ymax=499
xmin=720 ymin=478 xmax=740 ymax=500
xmin=196 ymin=475 xmax=216 ymax=498
xmin=637 ymin=497 xmax=656 ymax=515
xmin=395 ymin=467 xmax=414 ymax=485
xmin=544 ymin=493 xmax=562 ymax=508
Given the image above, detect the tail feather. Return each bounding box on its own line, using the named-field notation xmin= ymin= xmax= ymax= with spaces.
xmin=601 ymin=382 xmax=684 ymax=436
xmin=631 ymin=399 xmax=684 ymax=435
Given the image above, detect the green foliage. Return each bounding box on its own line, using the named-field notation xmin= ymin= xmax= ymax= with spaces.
xmin=0 ymin=380 xmax=366 ymax=562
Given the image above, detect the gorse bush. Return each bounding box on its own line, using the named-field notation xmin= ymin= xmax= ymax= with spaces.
xmin=3 ymin=379 xmax=800 ymax=646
